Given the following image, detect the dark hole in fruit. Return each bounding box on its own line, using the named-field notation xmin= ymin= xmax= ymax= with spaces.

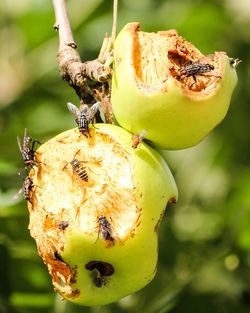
xmin=54 ymin=251 xmax=65 ymax=263
xmin=85 ymin=260 xmax=114 ymax=276
xmin=85 ymin=260 xmax=114 ymax=288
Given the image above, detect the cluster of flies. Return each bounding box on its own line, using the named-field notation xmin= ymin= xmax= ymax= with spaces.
xmin=65 ymin=102 xmax=116 ymax=250
xmin=16 ymin=57 xmax=226 ymax=288
xmin=16 ymin=56 xmax=225 ymax=286
xmin=16 ymin=102 xmax=120 ymax=287
xmin=19 ymin=55 xmax=223 ymax=281
xmin=16 ymin=128 xmax=41 ymax=207
xmin=17 ymin=55 xmax=236 ymax=205
xmin=17 ymin=54 xmax=240 ymax=289
xmin=16 ymin=102 xmax=146 ymax=225
xmin=16 ymin=103 xmax=101 ymax=203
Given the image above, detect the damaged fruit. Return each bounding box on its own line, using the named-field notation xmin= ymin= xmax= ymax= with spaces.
xmin=111 ymin=22 xmax=239 ymax=149
xmin=28 ymin=124 xmax=177 ymax=306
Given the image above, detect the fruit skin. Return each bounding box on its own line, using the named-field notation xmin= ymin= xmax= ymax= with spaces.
xmin=111 ymin=22 xmax=238 ymax=150
xmin=28 ymin=124 xmax=178 ymax=306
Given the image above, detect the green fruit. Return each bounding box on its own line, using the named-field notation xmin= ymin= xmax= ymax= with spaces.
xmin=28 ymin=124 xmax=177 ymax=306
xmin=111 ymin=22 xmax=238 ymax=149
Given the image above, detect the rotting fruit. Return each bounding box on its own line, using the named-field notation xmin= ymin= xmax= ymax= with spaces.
xmin=111 ymin=22 xmax=239 ymax=150
xmin=28 ymin=124 xmax=178 ymax=306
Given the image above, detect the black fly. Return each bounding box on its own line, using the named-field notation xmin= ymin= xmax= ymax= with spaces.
xmin=22 ymin=176 xmax=34 ymax=204
xmin=95 ymin=276 xmax=107 ymax=287
xmin=17 ymin=128 xmax=41 ymax=170
xmin=58 ymin=221 xmax=69 ymax=230
xmin=67 ymin=102 xmax=100 ymax=136
xmin=229 ymin=58 xmax=241 ymax=68
xmin=15 ymin=172 xmax=36 ymax=207
xmin=178 ymin=61 xmax=219 ymax=83
xmin=98 ymin=216 xmax=114 ymax=242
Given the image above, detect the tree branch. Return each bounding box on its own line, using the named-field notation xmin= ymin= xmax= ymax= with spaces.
xmin=52 ymin=0 xmax=117 ymax=123
xmin=53 ymin=0 xmax=77 ymax=50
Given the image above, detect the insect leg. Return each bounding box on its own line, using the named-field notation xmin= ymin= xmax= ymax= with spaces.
xmin=31 ymin=140 xmax=41 ymax=152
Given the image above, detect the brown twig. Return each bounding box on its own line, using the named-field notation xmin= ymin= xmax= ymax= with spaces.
xmin=52 ymin=0 xmax=117 ymax=123
xmin=53 ymin=0 xmax=77 ymax=49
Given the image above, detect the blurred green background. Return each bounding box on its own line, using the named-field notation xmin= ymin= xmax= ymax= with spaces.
xmin=0 ymin=0 xmax=249 ymax=312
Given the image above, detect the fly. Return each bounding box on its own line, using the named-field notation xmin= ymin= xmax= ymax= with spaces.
xmin=63 ymin=149 xmax=88 ymax=182
xmin=15 ymin=172 xmax=37 ymax=208
xmin=22 ymin=176 xmax=34 ymax=204
xmin=229 ymin=58 xmax=241 ymax=68
xmin=70 ymin=159 xmax=88 ymax=182
xmin=58 ymin=221 xmax=69 ymax=230
xmin=131 ymin=130 xmax=148 ymax=149
xmin=67 ymin=102 xmax=100 ymax=136
xmin=98 ymin=215 xmax=114 ymax=242
xmin=178 ymin=60 xmax=220 ymax=83
xmin=95 ymin=276 xmax=107 ymax=288
xmin=17 ymin=128 xmax=41 ymax=170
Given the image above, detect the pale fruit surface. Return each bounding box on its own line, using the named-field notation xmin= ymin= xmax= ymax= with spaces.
xmin=28 ymin=124 xmax=177 ymax=306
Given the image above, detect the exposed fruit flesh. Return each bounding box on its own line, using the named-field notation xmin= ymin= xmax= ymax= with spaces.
xmin=28 ymin=124 xmax=177 ymax=305
xmin=111 ymin=23 xmax=238 ymax=149
xmin=119 ymin=23 xmax=222 ymax=93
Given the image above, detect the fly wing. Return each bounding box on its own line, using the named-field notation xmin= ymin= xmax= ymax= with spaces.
xmin=17 ymin=136 xmax=23 ymax=154
xmin=13 ymin=172 xmax=25 ymax=200
xmin=23 ymin=128 xmax=32 ymax=149
xmin=67 ymin=102 xmax=81 ymax=122
xmin=85 ymin=102 xmax=100 ymax=121
xmin=139 ymin=130 xmax=148 ymax=140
